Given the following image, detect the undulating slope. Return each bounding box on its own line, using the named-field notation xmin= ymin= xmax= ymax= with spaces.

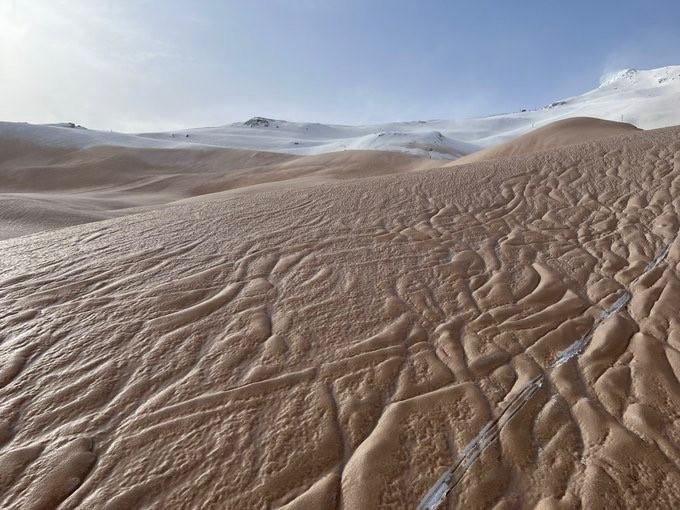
xmin=0 ymin=116 xmax=650 ymax=241
xmin=450 ymin=117 xmax=640 ymax=165
xmin=0 ymin=126 xmax=440 ymax=239
xmin=2 ymin=126 xmax=680 ymax=508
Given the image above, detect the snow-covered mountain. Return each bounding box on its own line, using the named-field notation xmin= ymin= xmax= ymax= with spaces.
xmin=137 ymin=65 xmax=680 ymax=158
xmin=3 ymin=66 xmax=680 ymax=159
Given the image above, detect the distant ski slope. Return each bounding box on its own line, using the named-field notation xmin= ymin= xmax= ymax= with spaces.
xmin=3 ymin=66 xmax=680 ymax=160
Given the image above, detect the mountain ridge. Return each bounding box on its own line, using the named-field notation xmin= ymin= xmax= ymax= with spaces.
xmin=3 ymin=65 xmax=680 ymax=160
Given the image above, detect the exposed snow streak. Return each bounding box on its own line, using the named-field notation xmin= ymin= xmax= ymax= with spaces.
xmin=644 ymin=243 xmax=671 ymax=273
xmin=417 ymin=242 xmax=672 ymax=510
xmin=552 ymin=290 xmax=631 ymax=368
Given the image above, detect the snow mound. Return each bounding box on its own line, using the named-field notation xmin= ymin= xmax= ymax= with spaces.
xmin=347 ymin=131 xmax=476 ymax=159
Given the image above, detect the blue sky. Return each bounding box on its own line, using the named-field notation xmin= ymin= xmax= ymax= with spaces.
xmin=1 ymin=0 xmax=679 ymax=131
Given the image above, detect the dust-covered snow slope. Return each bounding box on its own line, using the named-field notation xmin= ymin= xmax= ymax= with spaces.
xmin=3 ymin=126 xmax=680 ymax=508
xmin=138 ymin=65 xmax=680 ymax=157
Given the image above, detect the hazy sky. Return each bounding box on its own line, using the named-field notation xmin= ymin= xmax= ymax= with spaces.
xmin=2 ymin=0 xmax=680 ymax=132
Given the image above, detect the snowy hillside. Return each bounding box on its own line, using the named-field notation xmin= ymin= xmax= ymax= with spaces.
xmin=0 ymin=121 xmax=181 ymax=150
xmin=3 ymin=66 xmax=680 ymax=159
xmin=138 ymin=66 xmax=680 ymax=157
xmin=137 ymin=118 xmax=492 ymax=159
